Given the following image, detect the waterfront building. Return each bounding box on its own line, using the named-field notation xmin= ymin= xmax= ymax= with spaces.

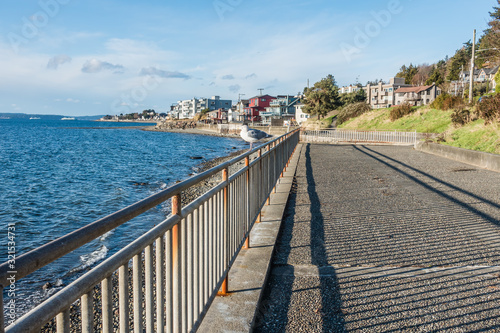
xmin=339 ymin=85 xmax=362 ymax=94
xmin=363 ymin=77 xmax=412 ymax=109
xmin=171 ymin=96 xmax=232 ymax=119
xmin=260 ymin=95 xmax=300 ymax=124
xmin=294 ymin=102 xmax=310 ymax=125
xmin=244 ymin=94 xmax=276 ymax=122
xmin=394 ymin=84 xmax=442 ymax=106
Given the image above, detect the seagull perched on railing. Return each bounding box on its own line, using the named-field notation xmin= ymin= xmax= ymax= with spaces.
xmin=240 ymin=124 xmax=272 ymax=150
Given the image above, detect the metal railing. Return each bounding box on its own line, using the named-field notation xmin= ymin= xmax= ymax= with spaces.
xmin=0 ymin=129 xmax=300 ymax=333
xmin=300 ymin=128 xmax=418 ymax=145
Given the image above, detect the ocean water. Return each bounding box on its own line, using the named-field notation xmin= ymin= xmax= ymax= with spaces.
xmin=0 ymin=118 xmax=247 ymax=318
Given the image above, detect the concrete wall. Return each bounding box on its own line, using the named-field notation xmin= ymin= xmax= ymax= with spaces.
xmin=415 ymin=142 xmax=500 ymax=173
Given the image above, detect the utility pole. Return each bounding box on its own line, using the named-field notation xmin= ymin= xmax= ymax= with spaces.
xmin=238 ymin=93 xmax=245 ymax=102
xmin=258 ymin=88 xmax=264 ymax=96
xmin=469 ymin=29 xmax=476 ymax=104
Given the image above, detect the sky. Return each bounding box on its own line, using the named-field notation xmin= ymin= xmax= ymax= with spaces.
xmin=0 ymin=0 xmax=497 ymax=116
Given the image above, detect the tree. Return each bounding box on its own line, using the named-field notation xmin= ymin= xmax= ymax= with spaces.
xmin=395 ymin=63 xmax=418 ymax=84
xmin=482 ymin=0 xmax=500 ymax=63
xmin=446 ymin=41 xmax=472 ymax=82
xmin=303 ymin=74 xmax=341 ymax=119
xmin=340 ymin=88 xmax=366 ymax=105
xmin=426 ymin=60 xmax=446 ymax=86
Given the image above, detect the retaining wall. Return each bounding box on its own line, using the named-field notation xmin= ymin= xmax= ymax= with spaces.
xmin=415 ymin=142 xmax=500 ymax=173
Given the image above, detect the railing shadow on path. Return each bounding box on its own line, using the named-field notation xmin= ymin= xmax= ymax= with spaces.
xmin=254 ymin=144 xmax=346 ymax=332
xmin=353 ymin=145 xmax=500 ymax=228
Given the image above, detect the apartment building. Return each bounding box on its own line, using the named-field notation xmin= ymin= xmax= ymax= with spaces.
xmin=261 ymin=95 xmax=300 ymax=124
xmin=394 ymin=84 xmax=442 ymax=106
xmin=339 ymin=85 xmax=362 ymax=94
xmin=363 ymin=77 xmax=412 ymax=109
xmin=170 ymin=96 xmax=232 ymax=119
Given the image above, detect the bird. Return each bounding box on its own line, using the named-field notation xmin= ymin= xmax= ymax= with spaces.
xmin=240 ymin=124 xmax=271 ymax=150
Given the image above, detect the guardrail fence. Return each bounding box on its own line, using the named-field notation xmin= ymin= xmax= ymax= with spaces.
xmin=300 ymin=129 xmax=418 ymax=145
xmin=0 ymin=129 xmax=300 ymax=333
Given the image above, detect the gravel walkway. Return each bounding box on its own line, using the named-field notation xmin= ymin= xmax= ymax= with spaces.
xmin=255 ymin=144 xmax=500 ymax=332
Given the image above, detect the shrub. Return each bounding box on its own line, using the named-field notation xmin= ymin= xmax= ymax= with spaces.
xmin=389 ymin=103 xmax=414 ymax=121
xmin=476 ymin=94 xmax=500 ymax=124
xmin=431 ymin=93 xmax=464 ymax=110
xmin=451 ymin=107 xmax=473 ymax=126
xmin=337 ymin=102 xmax=371 ymax=125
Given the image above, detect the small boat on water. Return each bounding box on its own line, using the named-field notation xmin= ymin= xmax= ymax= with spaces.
xmin=30 ymin=117 xmax=41 ymax=120
xmin=61 ymin=117 xmax=76 ymax=121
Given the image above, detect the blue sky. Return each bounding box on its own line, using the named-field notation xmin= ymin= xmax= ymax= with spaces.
xmin=0 ymin=0 xmax=496 ymax=116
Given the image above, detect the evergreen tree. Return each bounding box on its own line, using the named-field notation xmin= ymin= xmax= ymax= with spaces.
xmin=303 ymin=75 xmax=341 ymax=119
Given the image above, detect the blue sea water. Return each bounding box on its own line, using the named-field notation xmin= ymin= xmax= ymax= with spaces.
xmin=0 ymin=118 xmax=246 ymax=318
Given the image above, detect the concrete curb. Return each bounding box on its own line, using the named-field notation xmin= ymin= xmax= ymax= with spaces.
xmin=415 ymin=141 xmax=500 ymax=173
xmin=198 ymin=144 xmax=303 ymax=333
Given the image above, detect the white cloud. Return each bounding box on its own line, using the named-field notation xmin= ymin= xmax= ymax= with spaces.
xmin=47 ymin=55 xmax=72 ymax=70
xmin=82 ymin=59 xmax=125 ymax=74
xmin=139 ymin=67 xmax=191 ymax=79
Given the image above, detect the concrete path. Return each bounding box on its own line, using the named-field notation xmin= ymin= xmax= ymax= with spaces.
xmin=255 ymin=144 xmax=500 ymax=332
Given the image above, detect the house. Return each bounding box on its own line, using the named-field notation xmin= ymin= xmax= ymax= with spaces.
xmin=261 ymin=95 xmax=300 ymax=124
xmin=230 ymin=99 xmax=249 ymax=122
xmin=363 ymin=77 xmax=412 ymax=109
xmin=339 ymin=85 xmax=362 ymax=94
xmin=171 ymin=96 xmax=232 ymax=119
xmin=394 ymin=84 xmax=441 ymax=106
xmin=206 ymin=108 xmax=228 ymax=124
xmin=294 ymin=102 xmax=310 ymax=125
xmin=244 ymin=94 xmax=276 ymax=122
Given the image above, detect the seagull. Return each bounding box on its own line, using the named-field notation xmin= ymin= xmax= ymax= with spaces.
xmin=240 ymin=124 xmax=271 ymax=150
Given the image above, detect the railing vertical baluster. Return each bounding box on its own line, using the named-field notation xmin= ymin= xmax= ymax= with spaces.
xmin=133 ymin=253 xmax=143 ymax=333
xmin=165 ymin=229 xmax=172 ymax=333
xmin=187 ymin=213 xmax=194 ymax=329
xmin=193 ymin=208 xmax=199 ymax=323
xmin=181 ymin=212 xmax=188 ymax=333
xmin=203 ymin=201 xmax=209 ymax=307
xmin=208 ymin=197 xmax=213 ymax=296
xmin=145 ymin=244 xmax=154 ymax=332
xmin=56 ymin=309 xmax=70 ymax=333
xmin=172 ymin=194 xmax=181 ymax=333
xmin=156 ymin=236 xmax=165 ymax=333
xmin=101 ymin=276 xmax=112 ymax=333
xmin=244 ymin=157 xmax=250 ymax=249
xmin=81 ymin=290 xmax=93 ymax=333
xmin=119 ymin=264 xmax=129 ymax=333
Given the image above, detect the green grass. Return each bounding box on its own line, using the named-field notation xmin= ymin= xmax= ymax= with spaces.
xmin=338 ymin=105 xmax=500 ymax=154
xmin=443 ymin=119 xmax=500 ymax=154
xmin=340 ymin=107 xmax=452 ymax=133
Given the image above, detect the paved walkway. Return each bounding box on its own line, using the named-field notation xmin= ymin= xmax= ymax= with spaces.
xmin=255 ymin=144 xmax=500 ymax=332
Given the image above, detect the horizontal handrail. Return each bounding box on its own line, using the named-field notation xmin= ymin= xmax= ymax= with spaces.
xmin=0 ymin=132 xmax=285 ymax=288
xmin=3 ymin=129 xmax=300 ymax=332
xmin=300 ymin=128 xmax=418 ymax=145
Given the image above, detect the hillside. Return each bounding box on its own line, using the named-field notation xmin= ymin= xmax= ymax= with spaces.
xmin=339 ymin=106 xmax=500 ymax=154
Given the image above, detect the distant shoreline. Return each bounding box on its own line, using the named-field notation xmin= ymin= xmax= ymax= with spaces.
xmin=142 ymin=126 xmax=240 ymax=138
xmin=94 ymin=119 xmax=158 ymax=125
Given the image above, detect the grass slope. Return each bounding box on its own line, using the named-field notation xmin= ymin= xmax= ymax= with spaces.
xmin=339 ymin=106 xmax=500 ymax=154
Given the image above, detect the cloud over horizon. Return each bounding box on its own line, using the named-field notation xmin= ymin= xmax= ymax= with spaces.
xmin=139 ymin=67 xmax=191 ymax=79
xmin=82 ymin=59 xmax=125 ymax=74
xmin=221 ymin=74 xmax=235 ymax=80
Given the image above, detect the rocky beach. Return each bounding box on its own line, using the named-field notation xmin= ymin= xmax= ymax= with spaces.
xmin=39 ymin=144 xmax=260 ymax=332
